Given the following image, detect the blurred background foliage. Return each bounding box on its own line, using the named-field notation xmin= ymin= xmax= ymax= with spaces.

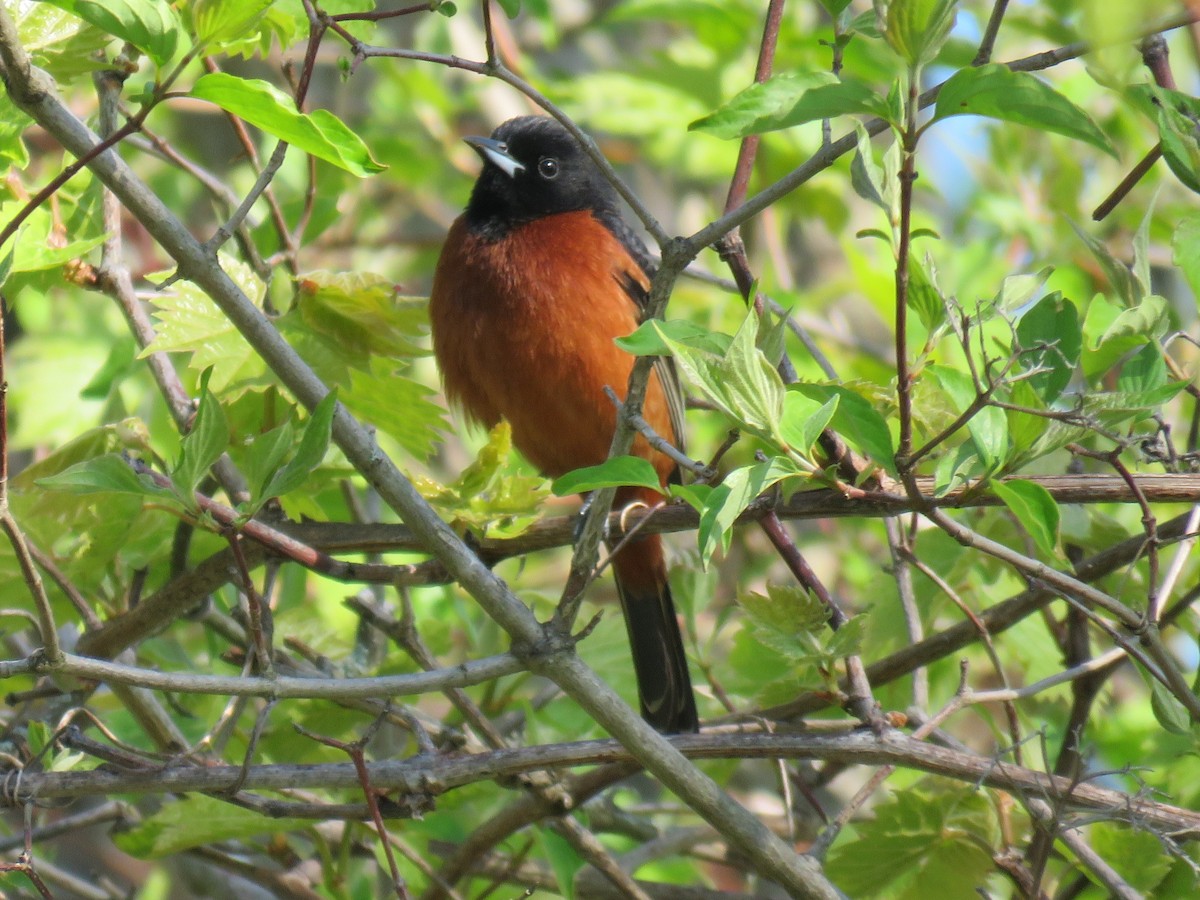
xmin=3 ymin=0 xmax=1200 ymax=896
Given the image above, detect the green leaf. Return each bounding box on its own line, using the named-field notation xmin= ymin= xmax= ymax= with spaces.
xmin=656 ymin=312 xmax=784 ymax=442
xmin=1116 ymin=343 xmax=1167 ymax=394
xmin=191 ymin=0 xmax=276 ymax=48
xmin=1069 ymin=221 xmax=1142 ymax=305
xmin=929 ymin=366 xmax=1007 ymax=470
xmin=616 ymin=318 xmax=730 ymax=357
xmin=39 ymin=0 xmax=184 ymax=66
xmin=1015 ymin=292 xmax=1080 ymax=404
xmin=418 ymin=422 xmax=551 ymax=538
xmin=850 ymin=123 xmax=887 ymax=211
xmin=1172 ymin=213 xmax=1200 ymax=300
xmin=827 ymin=784 xmax=998 ymax=897
xmin=791 ymin=384 xmax=896 ymax=475
xmin=909 ymin=253 xmax=946 ymax=331
xmin=142 ymin=256 xmax=267 ymax=391
xmin=340 ymin=357 xmax=446 ymax=461
xmin=1147 ymin=675 xmax=1192 ymax=736
xmin=551 ymin=456 xmax=664 ymax=496
xmin=494 ymin=0 xmax=522 ymax=16
xmin=697 ymin=457 xmax=801 ymax=566
xmin=191 ymin=73 xmax=385 ymax=176
xmin=690 ymin=73 xmax=891 ymax=139
xmin=993 ymin=479 xmax=1059 ymax=557
xmin=1088 ymin=823 xmax=1175 ymax=894
xmin=779 ymin=392 xmax=839 ymax=456
xmin=536 ymin=826 xmax=581 ymax=900
xmin=37 ymin=454 xmax=172 ymax=501
xmin=258 ymin=391 xmax=337 ymax=504
xmin=172 ymin=378 xmax=230 ymax=498
xmin=933 ymin=65 xmax=1116 ymax=157
xmin=295 ymin=271 xmax=429 ymax=359
xmin=738 ymin=582 xmax=832 ymax=660
xmin=115 ymin=795 xmax=310 ymax=859
xmin=1150 ymin=87 xmax=1200 ymax=194
xmin=881 ymin=0 xmax=958 ymax=67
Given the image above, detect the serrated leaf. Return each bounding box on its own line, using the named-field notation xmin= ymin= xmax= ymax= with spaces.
xmin=791 ymin=384 xmax=896 ymax=475
xmin=419 ymin=422 xmax=550 ymax=537
xmin=934 ymin=64 xmax=1115 ymax=157
xmin=296 ymin=271 xmax=428 ymax=359
xmin=827 ymin=784 xmax=998 ymax=897
xmin=690 ymin=72 xmax=891 ymax=139
xmin=191 ymin=73 xmax=385 ymax=176
xmin=551 ymin=456 xmax=664 ymax=496
xmin=39 ymin=0 xmax=184 ymax=66
xmin=340 ymin=357 xmax=446 ymax=460
xmin=1156 ymin=90 xmax=1200 ymax=194
xmin=142 ymin=257 xmax=267 ymax=391
xmin=994 ymin=479 xmax=1059 ymax=557
xmin=114 ymin=794 xmax=310 ymax=859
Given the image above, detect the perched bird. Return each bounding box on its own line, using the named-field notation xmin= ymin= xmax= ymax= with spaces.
xmin=429 ymin=116 xmax=698 ymax=733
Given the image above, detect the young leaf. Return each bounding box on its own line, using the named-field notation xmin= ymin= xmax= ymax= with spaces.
xmin=551 ymin=456 xmax=665 ymax=496
xmin=934 ymin=65 xmax=1116 ymax=157
xmin=142 ymin=256 xmax=267 ymax=391
xmin=881 ymin=0 xmax=958 ymax=67
xmin=697 ymin=457 xmax=801 ymax=567
xmin=191 ymin=0 xmax=275 ymax=47
xmin=257 ymin=391 xmax=337 ymax=504
xmin=791 ymin=384 xmax=896 ymax=475
xmin=40 ymin=0 xmax=184 ymax=66
xmin=779 ymin=392 xmax=839 ymax=456
xmin=656 ymin=312 xmax=784 ymax=443
xmin=993 ymin=479 xmax=1060 ymax=557
xmin=172 ymin=379 xmax=230 ymax=498
xmin=191 ymin=73 xmax=385 ymax=176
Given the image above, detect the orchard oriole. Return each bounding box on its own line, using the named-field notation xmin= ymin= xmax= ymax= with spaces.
xmin=430 ymin=116 xmax=699 ymax=733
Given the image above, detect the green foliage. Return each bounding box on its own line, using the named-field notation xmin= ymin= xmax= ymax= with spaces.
xmin=827 ymin=783 xmax=1000 ymax=897
xmin=191 ymin=73 xmax=386 ymax=176
xmin=932 ymin=64 xmax=1115 ymax=157
xmin=551 ymin=456 xmax=665 ymax=496
xmin=39 ymin=0 xmax=185 ymax=66
xmin=5 ymin=0 xmax=1200 ymax=896
xmin=116 ymin=794 xmax=313 ymax=858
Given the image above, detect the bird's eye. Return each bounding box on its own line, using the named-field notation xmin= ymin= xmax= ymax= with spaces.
xmin=538 ymin=157 xmax=560 ymax=179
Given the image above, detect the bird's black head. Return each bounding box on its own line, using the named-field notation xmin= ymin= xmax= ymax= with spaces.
xmin=463 ymin=116 xmax=620 ymax=237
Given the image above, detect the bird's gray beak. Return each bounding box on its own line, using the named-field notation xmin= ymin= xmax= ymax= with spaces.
xmin=464 ymin=135 xmax=524 ymax=178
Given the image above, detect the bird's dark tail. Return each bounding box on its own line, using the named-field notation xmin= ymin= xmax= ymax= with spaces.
xmin=610 ymin=535 xmax=699 ymax=733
